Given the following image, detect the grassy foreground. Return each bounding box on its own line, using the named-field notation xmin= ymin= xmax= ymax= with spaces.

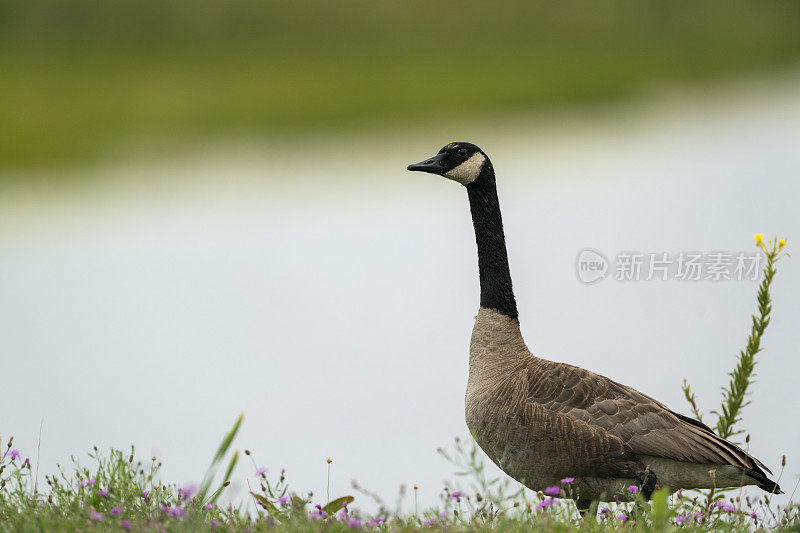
xmin=2 ymin=1 xmax=800 ymax=169
xmin=0 ymin=429 xmax=798 ymax=532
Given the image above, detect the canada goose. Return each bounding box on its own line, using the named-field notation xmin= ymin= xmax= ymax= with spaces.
xmin=407 ymin=142 xmax=781 ymax=510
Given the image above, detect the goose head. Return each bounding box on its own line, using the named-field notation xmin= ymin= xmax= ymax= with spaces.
xmin=407 ymin=142 xmax=490 ymax=186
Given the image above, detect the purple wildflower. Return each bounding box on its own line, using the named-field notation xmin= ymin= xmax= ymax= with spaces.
xmin=167 ymin=506 xmax=186 ymax=518
xmin=178 ymin=483 xmax=198 ymax=499
xmin=278 ymin=496 xmax=289 ymax=505
xmin=627 ymin=485 xmax=638 ymax=494
xmin=23 ymin=457 xmax=30 ymax=467
xmin=347 ymin=518 xmax=363 ymax=528
xmin=342 ymin=499 xmax=348 ymax=507
xmin=425 ymin=520 xmax=436 ymax=527
xmin=723 ymin=504 xmax=736 ymax=513
xmin=142 ymin=489 xmax=151 ymax=498
xmin=367 ymin=518 xmax=385 ymax=527
xmin=121 ymin=519 xmax=132 ymax=530
xmin=211 ymin=520 xmax=220 ymax=527
xmin=561 ymin=477 xmax=575 ymax=484
xmin=256 ymin=467 xmax=269 ymax=477
xmin=544 ymin=486 xmax=560 ymax=496
xmin=536 ymin=498 xmax=556 ymax=511
xmin=88 ymin=510 xmax=104 ymax=521
xmin=750 ymin=511 xmax=759 ymax=520
xmin=98 ymin=489 xmax=108 ymax=498
xmin=338 ymin=509 xmax=348 ymax=520
xmin=693 ymin=512 xmax=704 ymax=521
xmin=617 ymin=513 xmax=628 ymax=522
xmin=308 ymin=509 xmax=325 ymax=520
xmin=674 ymin=515 xmax=686 ymax=525
xmin=450 ymin=490 xmax=464 ymax=501
xmin=7 ymin=449 xmax=20 ymax=461
xmin=204 ymin=504 xmax=214 ymax=510
xmin=109 ymin=507 xmax=122 ymax=516
xmin=439 ymin=511 xmax=447 ymax=519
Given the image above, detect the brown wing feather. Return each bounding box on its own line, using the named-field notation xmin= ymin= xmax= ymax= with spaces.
xmin=525 ymin=358 xmax=770 ymax=474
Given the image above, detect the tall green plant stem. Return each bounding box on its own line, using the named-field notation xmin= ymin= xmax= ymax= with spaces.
xmin=682 ymin=236 xmax=787 ymax=441
xmin=713 ymin=238 xmax=784 ymax=440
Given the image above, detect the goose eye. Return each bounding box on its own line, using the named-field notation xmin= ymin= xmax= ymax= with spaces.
xmin=458 ymin=149 xmax=467 ymax=156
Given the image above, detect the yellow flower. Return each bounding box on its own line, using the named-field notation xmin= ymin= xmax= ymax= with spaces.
xmin=754 ymin=233 xmax=764 ymax=245
xmin=779 ymin=238 xmax=787 ymax=248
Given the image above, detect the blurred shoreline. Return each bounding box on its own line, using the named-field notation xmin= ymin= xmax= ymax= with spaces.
xmin=2 ymin=66 xmax=799 ymax=200
xmin=3 ymin=1 xmax=800 ymax=170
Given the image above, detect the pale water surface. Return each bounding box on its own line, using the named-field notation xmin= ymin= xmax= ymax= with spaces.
xmin=2 ymin=80 xmax=799 ymax=510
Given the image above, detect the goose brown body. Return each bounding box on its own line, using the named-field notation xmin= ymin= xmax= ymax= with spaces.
xmin=407 ymin=142 xmax=781 ymax=505
xmin=466 ymin=307 xmax=777 ymax=501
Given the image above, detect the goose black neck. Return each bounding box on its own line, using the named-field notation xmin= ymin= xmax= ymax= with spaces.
xmin=466 ymin=166 xmax=518 ymax=320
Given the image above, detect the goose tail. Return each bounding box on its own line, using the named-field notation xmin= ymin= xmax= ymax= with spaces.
xmin=746 ymin=467 xmax=783 ymax=494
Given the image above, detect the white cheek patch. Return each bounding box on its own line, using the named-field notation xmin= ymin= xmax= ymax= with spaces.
xmin=445 ymin=152 xmax=485 ymax=185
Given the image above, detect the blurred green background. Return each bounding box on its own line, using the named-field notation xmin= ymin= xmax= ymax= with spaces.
xmin=2 ymin=1 xmax=800 ymax=171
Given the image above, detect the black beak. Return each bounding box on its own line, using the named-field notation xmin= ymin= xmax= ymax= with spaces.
xmin=407 ymin=152 xmax=446 ymax=175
